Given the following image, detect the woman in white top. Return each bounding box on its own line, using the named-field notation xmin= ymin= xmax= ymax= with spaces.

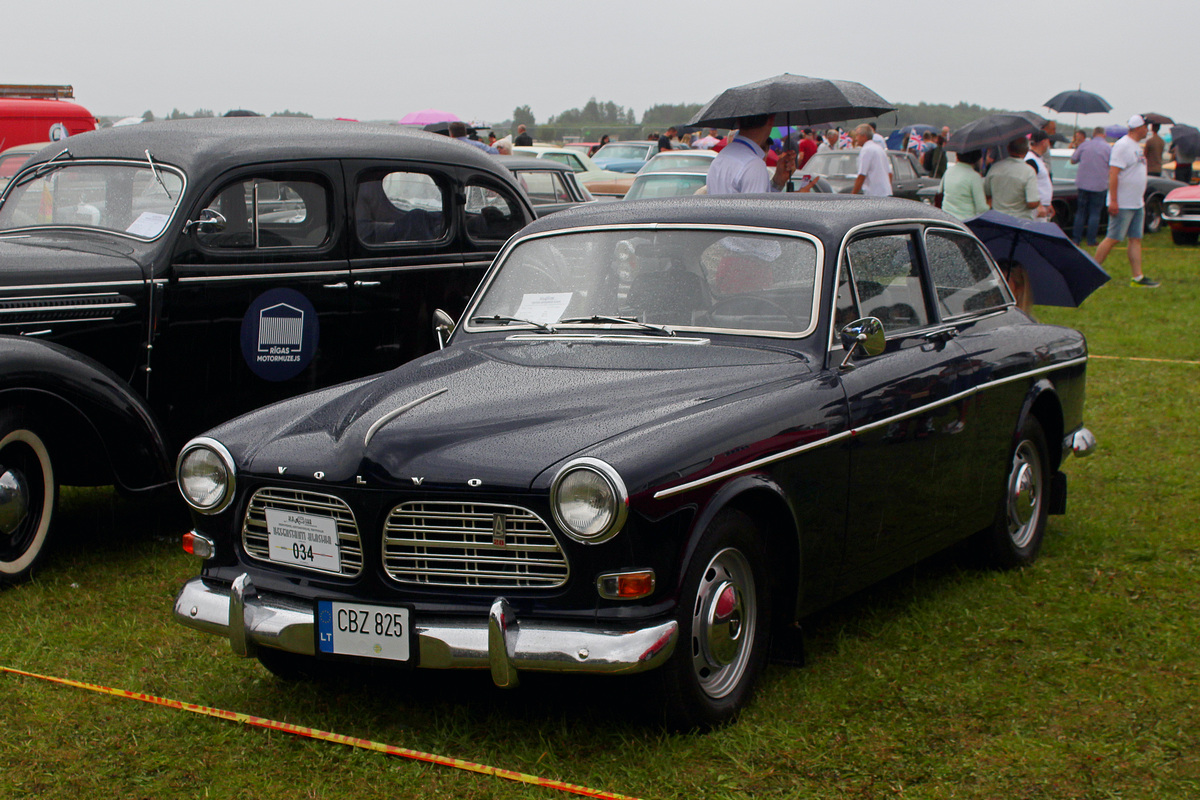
xmin=939 ymin=150 xmax=988 ymax=220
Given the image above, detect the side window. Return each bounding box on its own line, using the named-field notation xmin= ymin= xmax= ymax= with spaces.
xmin=518 ymin=171 xmax=568 ymax=204
xmin=845 ymin=233 xmax=929 ymax=334
xmin=464 ymin=181 xmax=524 ymax=241
xmin=355 ymin=171 xmax=447 ymax=245
xmin=893 ymin=157 xmax=916 ymax=182
xmin=198 ymin=176 xmax=330 ymax=250
xmin=925 ymin=230 xmax=1008 ymax=317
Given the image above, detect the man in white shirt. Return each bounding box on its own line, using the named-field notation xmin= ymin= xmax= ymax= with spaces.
xmin=1095 ymin=115 xmax=1158 ymax=288
xmin=850 ymin=124 xmax=892 ymax=196
xmin=706 ymin=114 xmax=797 ymax=195
xmin=1024 ymin=131 xmax=1054 ymax=219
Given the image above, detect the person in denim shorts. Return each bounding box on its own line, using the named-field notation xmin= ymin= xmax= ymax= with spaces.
xmin=1095 ymin=115 xmax=1160 ymax=288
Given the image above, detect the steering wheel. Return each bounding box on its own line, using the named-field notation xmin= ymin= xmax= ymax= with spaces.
xmin=708 ymin=295 xmax=801 ymax=328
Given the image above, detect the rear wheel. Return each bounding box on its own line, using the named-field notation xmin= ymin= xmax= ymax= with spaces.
xmin=978 ymin=417 xmax=1050 ymax=569
xmin=659 ymin=509 xmax=771 ymax=731
xmin=0 ymin=411 xmax=57 ymax=584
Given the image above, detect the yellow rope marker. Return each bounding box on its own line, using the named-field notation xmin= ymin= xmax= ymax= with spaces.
xmin=1091 ymin=354 xmax=1200 ymax=366
xmin=1 ymin=665 xmax=642 ymax=800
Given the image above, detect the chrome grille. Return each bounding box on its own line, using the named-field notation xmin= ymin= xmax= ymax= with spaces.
xmin=242 ymin=487 xmax=363 ymax=577
xmin=383 ymin=501 xmax=568 ymax=588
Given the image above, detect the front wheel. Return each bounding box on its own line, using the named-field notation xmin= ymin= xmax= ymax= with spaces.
xmin=0 ymin=411 xmax=57 ymax=584
xmin=977 ymin=416 xmax=1050 ymax=569
xmin=659 ymin=509 xmax=771 ymax=731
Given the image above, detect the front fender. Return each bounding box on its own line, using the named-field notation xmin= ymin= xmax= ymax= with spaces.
xmin=0 ymin=335 xmax=171 ymax=491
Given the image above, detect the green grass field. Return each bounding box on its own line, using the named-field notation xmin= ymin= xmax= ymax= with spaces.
xmin=1 ymin=231 xmax=1197 ymax=799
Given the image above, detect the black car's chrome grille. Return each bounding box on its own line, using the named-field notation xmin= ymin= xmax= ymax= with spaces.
xmin=382 ymin=501 xmax=568 ymax=588
xmin=242 ymin=488 xmax=363 ymax=577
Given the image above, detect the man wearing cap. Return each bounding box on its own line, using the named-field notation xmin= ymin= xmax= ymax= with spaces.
xmin=1095 ymin=115 xmax=1159 ymax=288
xmin=706 ymin=114 xmax=796 ymax=195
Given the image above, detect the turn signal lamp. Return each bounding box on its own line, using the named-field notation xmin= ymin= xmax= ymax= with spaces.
xmin=596 ymin=569 xmax=655 ymax=600
xmin=182 ymin=530 xmax=215 ymax=559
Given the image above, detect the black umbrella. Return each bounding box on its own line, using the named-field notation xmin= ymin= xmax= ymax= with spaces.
xmin=1171 ymin=124 xmax=1200 ymax=157
xmin=687 ymin=73 xmax=894 ymax=129
xmin=946 ymin=113 xmax=1041 ymax=153
xmin=1144 ymin=112 xmax=1174 ymax=125
xmin=1044 ymin=90 xmax=1112 ymax=115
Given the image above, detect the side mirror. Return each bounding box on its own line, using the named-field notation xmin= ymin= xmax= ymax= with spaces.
xmin=183 ymin=207 xmax=227 ymax=235
xmin=838 ymin=317 xmax=885 ymax=369
xmin=433 ymin=309 xmax=456 ymax=350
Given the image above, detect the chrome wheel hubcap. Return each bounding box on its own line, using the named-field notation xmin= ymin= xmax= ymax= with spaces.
xmin=691 ymin=547 xmax=756 ymax=699
xmin=1006 ymin=441 xmax=1043 ymax=549
xmin=0 ymin=467 xmax=29 ymax=536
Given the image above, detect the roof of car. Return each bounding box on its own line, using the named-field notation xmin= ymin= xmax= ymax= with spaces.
xmin=496 ymin=155 xmax=574 ymax=172
xmin=517 ymin=194 xmax=958 ymax=240
xmin=21 ymin=117 xmax=508 ymax=178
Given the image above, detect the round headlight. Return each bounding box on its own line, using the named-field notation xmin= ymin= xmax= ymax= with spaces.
xmin=551 ymin=458 xmax=628 ymax=544
xmin=1166 ymin=203 xmax=1181 ymax=217
xmin=177 ymin=438 xmax=236 ymax=514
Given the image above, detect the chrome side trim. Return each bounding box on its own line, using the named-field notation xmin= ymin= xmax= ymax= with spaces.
xmin=177 ymin=270 xmax=349 ymax=283
xmin=174 ymin=575 xmax=678 ymax=680
xmin=506 ymin=333 xmax=710 ymax=345
xmin=0 ymin=280 xmax=145 ymax=292
xmin=653 ymin=356 xmax=1091 ymax=499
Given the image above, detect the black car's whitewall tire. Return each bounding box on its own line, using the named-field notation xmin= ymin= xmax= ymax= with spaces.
xmin=660 ymin=509 xmax=771 ymax=730
xmin=0 ymin=411 xmax=57 ymax=584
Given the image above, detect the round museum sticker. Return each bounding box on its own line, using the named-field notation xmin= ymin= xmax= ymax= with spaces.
xmin=240 ymin=288 xmax=319 ymax=381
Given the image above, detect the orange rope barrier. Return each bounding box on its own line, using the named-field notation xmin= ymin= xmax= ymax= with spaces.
xmin=1 ymin=665 xmax=641 ymax=800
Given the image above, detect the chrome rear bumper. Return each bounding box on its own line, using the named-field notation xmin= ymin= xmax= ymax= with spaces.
xmin=1065 ymin=427 xmax=1096 ymax=458
xmin=174 ymin=574 xmax=677 ymax=687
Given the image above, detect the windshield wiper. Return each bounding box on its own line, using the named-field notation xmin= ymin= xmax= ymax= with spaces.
xmin=471 ymin=314 xmax=556 ymax=333
xmin=145 ymin=150 xmax=172 ymax=200
xmin=12 ymin=148 xmax=72 ymax=189
xmin=558 ymin=315 xmax=675 ymax=336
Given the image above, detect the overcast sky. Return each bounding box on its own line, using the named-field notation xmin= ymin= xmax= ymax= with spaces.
xmin=8 ymin=0 xmax=1190 ymax=133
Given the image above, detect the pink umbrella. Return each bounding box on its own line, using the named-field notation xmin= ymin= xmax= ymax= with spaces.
xmin=399 ymin=109 xmax=460 ymax=126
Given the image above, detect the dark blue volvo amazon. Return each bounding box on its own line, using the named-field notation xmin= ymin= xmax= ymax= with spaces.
xmin=173 ymin=195 xmax=1094 ymax=729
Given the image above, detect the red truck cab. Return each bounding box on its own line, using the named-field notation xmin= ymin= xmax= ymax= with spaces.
xmin=0 ymin=84 xmax=97 ymax=150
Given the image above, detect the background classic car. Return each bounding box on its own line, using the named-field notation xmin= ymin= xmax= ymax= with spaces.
xmin=173 ymin=196 xmax=1092 ymax=730
xmin=803 ymin=149 xmax=939 ymax=200
xmin=496 ymin=155 xmax=595 ymax=216
xmin=0 ymin=118 xmax=535 ymax=583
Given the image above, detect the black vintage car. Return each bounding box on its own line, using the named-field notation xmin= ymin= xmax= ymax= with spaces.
xmin=0 ymin=118 xmax=535 ymax=582
xmin=173 ymin=196 xmax=1094 ymax=729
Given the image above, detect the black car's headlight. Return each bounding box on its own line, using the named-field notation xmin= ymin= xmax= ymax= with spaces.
xmin=1166 ymin=203 xmax=1181 ymax=217
xmin=550 ymin=458 xmax=628 ymax=544
xmin=177 ymin=437 xmax=236 ymax=514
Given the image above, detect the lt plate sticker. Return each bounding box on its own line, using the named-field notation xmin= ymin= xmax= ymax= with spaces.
xmin=265 ymin=508 xmax=341 ymax=573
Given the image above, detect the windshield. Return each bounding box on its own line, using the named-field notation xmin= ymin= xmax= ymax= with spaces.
xmin=1046 ymin=154 xmax=1078 ymax=180
xmin=469 ymin=228 xmax=821 ymax=336
xmin=0 ymin=161 xmax=184 ymax=239
xmin=804 ymin=153 xmax=859 ymax=177
xmin=594 ymin=144 xmax=651 ymax=161
xmin=642 ymin=154 xmax=714 ymax=174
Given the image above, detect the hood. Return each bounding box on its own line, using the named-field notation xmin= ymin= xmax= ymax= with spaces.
xmin=217 ymin=337 xmax=810 ymax=492
xmin=1165 ymin=184 xmax=1200 ymax=201
xmin=0 ymin=233 xmax=146 ymax=282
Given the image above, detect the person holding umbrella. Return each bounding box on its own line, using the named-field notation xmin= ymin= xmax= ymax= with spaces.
xmin=1095 ymin=115 xmax=1159 ymax=288
xmin=706 ymin=114 xmax=796 ymax=195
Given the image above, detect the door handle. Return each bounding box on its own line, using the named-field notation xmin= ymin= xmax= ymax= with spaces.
xmin=353 ymin=280 xmax=382 ymax=288
xmin=322 ymin=282 xmax=349 ymax=289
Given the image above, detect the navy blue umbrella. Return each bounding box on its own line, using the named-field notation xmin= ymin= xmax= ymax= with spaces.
xmin=965 ymin=211 xmax=1110 ymax=307
xmin=1044 ymin=89 xmax=1112 ymax=115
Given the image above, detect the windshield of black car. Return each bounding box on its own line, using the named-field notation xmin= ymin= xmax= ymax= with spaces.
xmin=468 ymin=228 xmax=821 ymax=337
xmin=0 ymin=162 xmax=184 ymax=239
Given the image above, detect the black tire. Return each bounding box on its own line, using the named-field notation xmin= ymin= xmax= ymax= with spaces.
xmin=1144 ymin=196 xmax=1164 ymax=234
xmin=659 ymin=509 xmax=771 ymax=731
xmin=979 ymin=416 xmax=1050 ymax=569
xmin=1171 ymin=228 xmax=1199 ymax=245
xmin=0 ymin=411 xmax=57 ymax=584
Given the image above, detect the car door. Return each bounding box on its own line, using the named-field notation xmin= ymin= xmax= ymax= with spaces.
xmin=889 ymin=154 xmax=922 ymax=200
xmin=160 ymin=161 xmax=353 ymax=443
xmin=832 ymin=227 xmax=975 ymax=587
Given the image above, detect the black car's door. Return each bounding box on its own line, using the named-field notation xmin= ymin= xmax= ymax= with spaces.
xmin=160 ymin=161 xmax=352 ymax=444
xmin=832 ymin=227 xmax=975 ymax=588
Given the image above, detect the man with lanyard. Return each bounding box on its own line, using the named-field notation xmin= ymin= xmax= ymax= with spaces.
xmin=706 ymin=114 xmax=796 ymax=195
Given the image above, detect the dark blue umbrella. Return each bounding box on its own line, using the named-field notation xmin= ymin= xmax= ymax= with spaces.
xmin=1044 ymin=89 xmax=1112 ymax=115
xmin=965 ymin=211 xmax=1110 ymax=307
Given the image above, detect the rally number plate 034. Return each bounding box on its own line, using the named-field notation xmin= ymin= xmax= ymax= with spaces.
xmin=317 ymin=601 xmax=411 ymax=662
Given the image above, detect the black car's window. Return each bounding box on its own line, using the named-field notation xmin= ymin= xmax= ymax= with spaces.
xmin=470 ymin=228 xmax=821 ymax=336
xmin=516 ymin=171 xmax=570 ymax=205
xmin=197 ymin=176 xmax=330 ymax=250
xmin=925 ymin=229 xmax=1009 ymax=317
xmin=844 ymin=233 xmax=929 ymax=334
xmin=355 ymin=171 xmax=447 ymax=245
xmin=464 ymin=181 xmax=524 ymax=241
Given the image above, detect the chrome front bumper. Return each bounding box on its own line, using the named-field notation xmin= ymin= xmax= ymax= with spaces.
xmin=1064 ymin=427 xmax=1096 ymax=458
xmin=174 ymin=574 xmax=678 ymax=688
